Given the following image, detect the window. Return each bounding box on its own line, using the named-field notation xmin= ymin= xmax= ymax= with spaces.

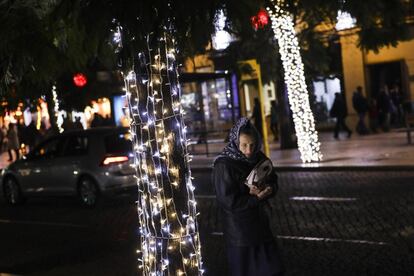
xmin=63 ymin=136 xmax=88 ymax=156
xmin=31 ymin=138 xmax=66 ymax=159
xmin=104 ymin=132 xmax=132 ymax=155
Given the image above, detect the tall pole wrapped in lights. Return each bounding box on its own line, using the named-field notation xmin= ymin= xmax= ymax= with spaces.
xmin=267 ymin=1 xmax=323 ymax=163
xmin=52 ymin=85 xmax=64 ymax=133
xmin=122 ymin=32 xmax=203 ymax=275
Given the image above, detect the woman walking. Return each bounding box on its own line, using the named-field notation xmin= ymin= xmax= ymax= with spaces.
xmin=212 ymin=117 xmax=284 ymax=276
xmin=7 ymin=123 xmax=20 ymax=162
xmin=1 ymin=123 xmax=8 ymax=152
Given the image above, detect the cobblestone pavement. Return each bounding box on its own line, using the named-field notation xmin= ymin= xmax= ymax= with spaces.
xmin=197 ymin=171 xmax=414 ymax=276
xmin=1 ymin=171 xmax=414 ymax=275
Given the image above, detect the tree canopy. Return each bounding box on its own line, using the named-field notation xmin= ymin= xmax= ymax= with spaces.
xmin=1 ymin=0 xmax=413 ymax=109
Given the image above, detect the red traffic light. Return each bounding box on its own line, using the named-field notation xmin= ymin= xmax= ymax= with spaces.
xmin=73 ymin=73 xmax=87 ymax=87
xmin=251 ymin=9 xmax=269 ymax=30
xmin=257 ymin=9 xmax=269 ymax=26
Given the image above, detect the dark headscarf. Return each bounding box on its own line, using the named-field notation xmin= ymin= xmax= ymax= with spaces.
xmin=214 ymin=117 xmax=262 ymax=165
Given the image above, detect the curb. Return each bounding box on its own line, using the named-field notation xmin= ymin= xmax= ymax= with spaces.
xmin=272 ymin=165 xmax=414 ymax=172
xmin=191 ymin=165 xmax=414 ymax=173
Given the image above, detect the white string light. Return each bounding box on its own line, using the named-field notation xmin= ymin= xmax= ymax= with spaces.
xmin=336 ymin=0 xmax=356 ymax=31
xmin=52 ymin=85 xmax=64 ymax=133
xmin=123 ymin=32 xmax=203 ymax=275
xmin=268 ymin=1 xmax=323 ymax=163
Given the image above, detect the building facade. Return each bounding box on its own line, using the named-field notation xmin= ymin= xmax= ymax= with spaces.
xmin=340 ymin=27 xmax=414 ymax=128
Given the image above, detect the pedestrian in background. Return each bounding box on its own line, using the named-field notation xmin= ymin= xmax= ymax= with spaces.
xmin=73 ymin=116 xmax=84 ymax=129
xmin=1 ymin=123 xmax=8 ymax=152
xmin=251 ymin=98 xmax=263 ymax=138
xmin=377 ymin=86 xmax=391 ymax=132
xmin=0 ymin=121 xmax=5 ymax=152
xmin=270 ymin=100 xmax=279 ymax=141
xmin=368 ymin=99 xmax=379 ymax=133
xmin=17 ymin=119 xmax=29 ymax=155
xmin=62 ymin=116 xmax=74 ymax=131
xmin=389 ymin=83 xmax=403 ymax=127
xmin=38 ymin=122 xmax=48 ymax=141
xmin=330 ymin=92 xmax=352 ymax=139
xmin=90 ymin=113 xmax=104 ymax=128
xmin=352 ymin=86 xmax=369 ymax=135
xmin=212 ymin=117 xmax=284 ymax=276
xmin=7 ymin=123 xmax=20 ymax=162
xmin=26 ymin=121 xmax=40 ymax=152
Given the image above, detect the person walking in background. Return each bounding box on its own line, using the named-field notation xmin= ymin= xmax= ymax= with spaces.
xmin=0 ymin=127 xmax=3 ymax=152
xmin=251 ymin=98 xmax=263 ymax=138
xmin=17 ymin=119 xmax=29 ymax=155
xmin=389 ymin=83 xmax=403 ymax=127
xmin=90 ymin=113 xmax=104 ymax=128
xmin=26 ymin=121 xmax=40 ymax=152
xmin=73 ymin=116 xmax=84 ymax=129
xmin=38 ymin=122 xmax=48 ymax=141
xmin=368 ymin=98 xmax=379 ymax=133
xmin=377 ymin=86 xmax=391 ymax=132
xmin=7 ymin=123 xmax=20 ymax=162
xmin=62 ymin=116 xmax=74 ymax=131
xmin=270 ymin=100 xmax=279 ymax=142
xmin=330 ymin=92 xmax=352 ymax=139
xmin=1 ymin=123 xmax=8 ymax=153
xmin=352 ymin=86 xmax=369 ymax=135
xmin=0 ymin=122 xmax=5 ymax=152
xmin=212 ymin=117 xmax=284 ymax=276
xmin=103 ymin=115 xmax=113 ymax=126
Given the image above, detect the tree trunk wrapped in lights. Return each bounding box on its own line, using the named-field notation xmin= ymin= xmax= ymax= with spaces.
xmin=268 ymin=0 xmax=323 ymax=163
xmin=123 ymin=33 xmax=203 ymax=275
xmin=52 ymin=85 xmax=64 ymax=133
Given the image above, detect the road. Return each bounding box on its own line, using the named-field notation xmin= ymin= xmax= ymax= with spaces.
xmin=1 ymin=170 xmax=414 ymax=275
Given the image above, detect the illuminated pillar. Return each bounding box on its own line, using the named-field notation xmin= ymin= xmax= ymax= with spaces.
xmin=268 ymin=2 xmax=323 ymax=162
xmin=52 ymin=85 xmax=64 ymax=133
xmin=123 ymin=33 xmax=203 ymax=275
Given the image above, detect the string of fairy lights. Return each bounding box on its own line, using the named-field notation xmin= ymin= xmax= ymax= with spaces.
xmin=268 ymin=1 xmax=323 ymax=163
xmin=52 ymin=85 xmax=64 ymax=133
xmin=123 ymin=32 xmax=203 ymax=275
xmin=118 ymin=2 xmax=322 ymax=274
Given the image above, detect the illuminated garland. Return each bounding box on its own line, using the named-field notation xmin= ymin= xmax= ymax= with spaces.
xmin=336 ymin=0 xmax=356 ymax=31
xmin=52 ymin=85 xmax=64 ymax=133
xmin=268 ymin=1 xmax=323 ymax=162
xmin=123 ymin=33 xmax=203 ymax=275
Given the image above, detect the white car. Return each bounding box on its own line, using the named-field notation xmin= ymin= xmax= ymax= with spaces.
xmin=1 ymin=127 xmax=137 ymax=207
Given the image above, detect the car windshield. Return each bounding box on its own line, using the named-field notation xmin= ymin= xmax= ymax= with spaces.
xmin=104 ymin=132 xmax=132 ymax=155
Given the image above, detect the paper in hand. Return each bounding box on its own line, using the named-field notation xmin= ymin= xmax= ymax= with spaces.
xmin=244 ymin=158 xmax=273 ymax=190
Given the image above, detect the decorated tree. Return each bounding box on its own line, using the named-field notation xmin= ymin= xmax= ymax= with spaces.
xmin=216 ymin=0 xmax=413 ymax=151
xmin=2 ymin=0 xmax=414 ymax=274
xmin=72 ymin=1 xmax=260 ymax=274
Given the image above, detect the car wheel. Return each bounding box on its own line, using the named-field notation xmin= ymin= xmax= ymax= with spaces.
xmin=3 ymin=177 xmax=25 ymax=205
xmin=78 ymin=177 xmax=100 ymax=207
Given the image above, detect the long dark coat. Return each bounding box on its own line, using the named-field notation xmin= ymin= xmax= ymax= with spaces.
xmin=330 ymin=94 xmax=348 ymax=119
xmin=212 ymin=152 xmax=278 ymax=246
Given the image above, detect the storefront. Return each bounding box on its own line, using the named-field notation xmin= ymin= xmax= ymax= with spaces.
xmin=312 ymin=76 xmax=342 ymax=126
xmin=179 ymin=72 xmax=240 ymax=142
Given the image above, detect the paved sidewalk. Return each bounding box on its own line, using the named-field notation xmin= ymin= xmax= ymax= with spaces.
xmin=271 ymin=129 xmax=414 ymax=170
xmin=2 ymin=171 xmax=412 ymax=275
xmin=189 ymin=129 xmax=414 ymax=170
xmin=199 ymin=170 xmax=414 ymax=275
xmin=1 ymin=129 xmax=413 ymax=171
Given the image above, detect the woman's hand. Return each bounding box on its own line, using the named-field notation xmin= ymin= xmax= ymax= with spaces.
xmin=257 ymin=186 xmax=273 ymax=199
xmin=249 ymin=185 xmax=261 ymax=196
xmin=249 ymin=186 xmax=273 ymax=200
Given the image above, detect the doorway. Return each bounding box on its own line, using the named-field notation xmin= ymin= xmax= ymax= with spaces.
xmin=367 ymin=61 xmax=405 ymax=99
